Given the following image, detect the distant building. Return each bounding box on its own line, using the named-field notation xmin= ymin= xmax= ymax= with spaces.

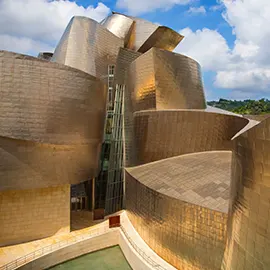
xmin=37 ymin=52 xmax=53 ymax=61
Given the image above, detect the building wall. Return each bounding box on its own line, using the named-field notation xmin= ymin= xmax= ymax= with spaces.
xmin=127 ymin=48 xmax=206 ymax=112
xmin=52 ymin=16 xmax=124 ymax=80
xmin=113 ymin=48 xmax=142 ymax=167
xmin=126 ymin=171 xmax=227 ymax=270
xmin=101 ymin=13 xmax=134 ymax=46
xmin=0 ymin=50 xmax=106 ymax=145
xmin=133 ymin=110 xmax=249 ymax=166
xmin=0 ymin=137 xmax=100 ymax=191
xmin=0 ymin=50 xmax=106 ymax=190
xmin=138 ymin=26 xmax=183 ymax=53
xmin=222 ymin=118 xmax=270 ymax=270
xmin=0 ymin=185 xmax=70 ymax=246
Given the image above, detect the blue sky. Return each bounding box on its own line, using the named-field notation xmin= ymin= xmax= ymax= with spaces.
xmin=0 ymin=0 xmax=269 ymax=101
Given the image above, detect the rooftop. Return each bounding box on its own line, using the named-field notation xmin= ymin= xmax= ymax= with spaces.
xmin=126 ymin=151 xmax=232 ymax=213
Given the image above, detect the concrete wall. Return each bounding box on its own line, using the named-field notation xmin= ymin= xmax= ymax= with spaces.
xmin=0 ymin=185 xmax=70 ymax=246
xmin=19 ymin=231 xmax=119 ymax=270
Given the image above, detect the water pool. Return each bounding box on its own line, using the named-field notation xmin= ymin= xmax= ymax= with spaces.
xmin=48 ymin=245 xmax=132 ymax=269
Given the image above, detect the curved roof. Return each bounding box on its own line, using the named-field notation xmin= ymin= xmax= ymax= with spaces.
xmin=126 ymin=151 xmax=232 ymax=213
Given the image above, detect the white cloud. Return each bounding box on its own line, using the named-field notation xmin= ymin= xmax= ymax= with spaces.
xmin=210 ymin=5 xmax=223 ymax=12
xmin=188 ymin=6 xmax=206 ymax=14
xmin=0 ymin=0 xmax=110 ymax=55
xmin=178 ymin=27 xmax=230 ymax=70
xmin=116 ymin=0 xmax=191 ymax=16
xmin=176 ymin=0 xmax=270 ymax=98
xmin=0 ymin=34 xmax=54 ymax=55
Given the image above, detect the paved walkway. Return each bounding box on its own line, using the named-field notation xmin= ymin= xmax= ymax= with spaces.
xmin=0 ymin=213 xmax=108 ymax=267
xmin=0 ymin=211 xmax=175 ymax=270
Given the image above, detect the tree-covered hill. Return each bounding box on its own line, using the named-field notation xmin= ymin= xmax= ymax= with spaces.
xmin=207 ymin=98 xmax=270 ymax=115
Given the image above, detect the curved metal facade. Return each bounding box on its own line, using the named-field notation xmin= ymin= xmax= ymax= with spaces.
xmin=112 ymin=12 xmax=183 ymax=53
xmin=51 ymin=16 xmax=124 ymax=79
xmin=0 ymin=51 xmax=107 ymax=190
xmin=126 ymin=152 xmax=230 ymax=270
xmin=222 ymin=118 xmax=270 ymax=269
xmin=138 ymin=26 xmax=184 ymax=53
xmin=133 ymin=110 xmax=248 ymax=165
xmin=101 ymin=13 xmax=134 ymax=46
xmin=128 ymin=48 xmax=206 ymax=111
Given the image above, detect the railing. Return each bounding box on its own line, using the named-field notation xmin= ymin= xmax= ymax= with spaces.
xmin=120 ymin=225 xmax=167 ymax=270
xmin=0 ymin=225 xmax=109 ymax=270
xmin=1 ymin=223 xmax=168 ymax=270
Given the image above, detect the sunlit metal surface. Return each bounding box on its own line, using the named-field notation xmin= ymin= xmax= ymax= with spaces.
xmin=126 ymin=152 xmax=229 ymax=269
xmin=112 ymin=12 xmax=183 ymax=53
xmin=222 ymin=117 xmax=270 ymax=270
xmin=51 ymin=16 xmax=124 ymax=79
xmin=127 ymin=151 xmax=232 ymax=213
xmin=128 ymin=48 xmax=206 ymax=111
xmin=101 ymin=13 xmax=134 ymax=46
xmin=0 ymin=51 xmax=107 ymax=190
xmin=132 ymin=110 xmax=248 ymax=165
xmin=138 ymin=26 xmax=184 ymax=53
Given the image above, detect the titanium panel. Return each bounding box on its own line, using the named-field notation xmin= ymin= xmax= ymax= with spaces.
xmin=112 ymin=12 xmax=183 ymax=53
xmin=101 ymin=13 xmax=134 ymax=46
xmin=138 ymin=26 xmax=184 ymax=53
xmin=127 ymin=151 xmax=232 ymax=213
xmin=51 ymin=16 xmax=124 ymax=80
xmin=0 ymin=51 xmax=107 ymax=190
xmin=133 ymin=110 xmax=249 ymax=165
xmin=128 ymin=48 xmax=206 ymax=111
xmin=126 ymin=170 xmax=228 ymax=270
xmin=0 ymin=51 xmax=106 ymax=145
xmin=119 ymin=14 xmax=159 ymax=51
xmin=0 ymin=137 xmax=100 ymax=191
xmin=222 ymin=117 xmax=270 ymax=270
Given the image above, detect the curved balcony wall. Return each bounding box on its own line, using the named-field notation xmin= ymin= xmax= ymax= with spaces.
xmin=0 ymin=50 xmax=107 ymax=190
xmin=133 ymin=110 xmax=249 ymax=166
xmin=127 ymin=48 xmax=206 ymax=112
xmin=51 ymin=16 xmax=124 ymax=79
xmin=222 ymin=117 xmax=270 ymax=269
xmin=126 ymin=151 xmax=231 ymax=270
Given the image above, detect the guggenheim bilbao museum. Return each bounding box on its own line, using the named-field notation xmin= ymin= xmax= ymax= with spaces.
xmin=0 ymin=11 xmax=270 ymax=270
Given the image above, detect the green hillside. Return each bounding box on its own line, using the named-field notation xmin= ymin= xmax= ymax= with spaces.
xmin=207 ymin=98 xmax=270 ymax=115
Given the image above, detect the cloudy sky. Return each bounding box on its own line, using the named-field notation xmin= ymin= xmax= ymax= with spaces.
xmin=0 ymin=0 xmax=269 ymax=100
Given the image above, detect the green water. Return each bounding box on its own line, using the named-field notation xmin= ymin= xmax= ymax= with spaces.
xmin=48 ymin=245 xmax=132 ymax=270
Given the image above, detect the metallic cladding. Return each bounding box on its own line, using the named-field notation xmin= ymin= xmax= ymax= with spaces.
xmin=51 ymin=16 xmax=124 ymax=79
xmin=101 ymin=13 xmax=134 ymax=46
xmin=126 ymin=169 xmax=228 ymax=270
xmin=138 ymin=26 xmax=184 ymax=53
xmin=0 ymin=50 xmax=107 ymax=190
xmin=132 ymin=110 xmax=249 ymax=165
xmin=113 ymin=48 xmax=142 ymax=168
xmin=128 ymin=48 xmax=206 ymax=111
xmin=120 ymin=15 xmax=159 ymax=51
xmin=127 ymin=151 xmax=232 ymax=213
xmin=112 ymin=12 xmax=183 ymax=53
xmin=222 ymin=117 xmax=270 ymax=270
